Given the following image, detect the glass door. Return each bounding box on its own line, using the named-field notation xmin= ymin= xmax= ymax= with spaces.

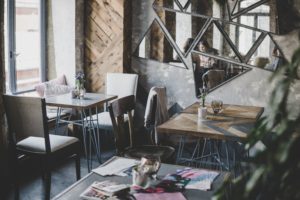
xmin=7 ymin=0 xmax=45 ymax=93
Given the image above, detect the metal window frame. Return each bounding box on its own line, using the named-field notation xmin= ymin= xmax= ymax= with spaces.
xmin=6 ymin=0 xmax=46 ymax=94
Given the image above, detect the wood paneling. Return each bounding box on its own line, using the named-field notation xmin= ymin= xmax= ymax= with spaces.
xmin=85 ymin=0 xmax=125 ymax=92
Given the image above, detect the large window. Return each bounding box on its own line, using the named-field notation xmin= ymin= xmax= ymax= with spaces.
xmin=5 ymin=0 xmax=46 ymax=94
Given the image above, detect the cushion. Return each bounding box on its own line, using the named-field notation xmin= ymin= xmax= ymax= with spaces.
xmin=44 ymin=82 xmax=72 ymax=98
xmin=16 ymin=134 xmax=79 ymax=153
xmin=46 ymin=106 xmax=72 ymax=119
xmin=35 ymin=75 xmax=67 ymax=97
xmin=85 ymin=112 xmax=128 ymax=130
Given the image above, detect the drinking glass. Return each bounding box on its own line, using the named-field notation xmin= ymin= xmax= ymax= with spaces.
xmin=140 ymin=156 xmax=161 ymax=179
xmin=211 ymin=100 xmax=223 ymax=114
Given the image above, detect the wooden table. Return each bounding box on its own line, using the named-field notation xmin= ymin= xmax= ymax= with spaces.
xmin=158 ymin=102 xmax=264 ymax=142
xmin=157 ymin=102 xmax=264 ymax=169
xmin=53 ymin=157 xmax=229 ymax=200
xmin=46 ymin=93 xmax=117 ymax=171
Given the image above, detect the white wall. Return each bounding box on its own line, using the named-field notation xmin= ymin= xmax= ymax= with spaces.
xmin=50 ymin=0 xmax=76 ymax=86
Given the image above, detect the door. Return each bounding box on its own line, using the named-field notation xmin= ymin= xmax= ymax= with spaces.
xmin=7 ymin=0 xmax=45 ymax=93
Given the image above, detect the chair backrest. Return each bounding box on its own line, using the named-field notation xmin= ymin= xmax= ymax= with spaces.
xmin=106 ymin=73 xmax=138 ymax=98
xmin=108 ymin=95 xmax=135 ymax=155
xmin=202 ymin=69 xmax=225 ymax=89
xmin=146 ymin=94 xmax=157 ymax=145
xmin=3 ymin=95 xmax=51 ymax=153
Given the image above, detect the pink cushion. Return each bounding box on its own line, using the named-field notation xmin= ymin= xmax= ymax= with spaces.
xmin=44 ymin=83 xmax=72 ymax=98
xmin=35 ymin=75 xmax=67 ymax=97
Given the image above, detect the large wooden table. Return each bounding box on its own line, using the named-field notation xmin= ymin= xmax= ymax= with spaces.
xmin=53 ymin=157 xmax=229 ymax=200
xmin=158 ymin=102 xmax=264 ymax=142
xmin=157 ymin=102 xmax=264 ymax=169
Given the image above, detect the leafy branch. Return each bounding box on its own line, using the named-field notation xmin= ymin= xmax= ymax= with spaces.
xmin=213 ymin=47 xmax=300 ymax=200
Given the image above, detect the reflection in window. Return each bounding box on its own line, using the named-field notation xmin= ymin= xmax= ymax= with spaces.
xmin=236 ymin=1 xmax=270 ymax=56
xmin=174 ymin=2 xmax=191 ymax=56
xmin=192 ymin=53 xmax=250 ymax=97
xmin=133 ymin=20 xmax=186 ymax=68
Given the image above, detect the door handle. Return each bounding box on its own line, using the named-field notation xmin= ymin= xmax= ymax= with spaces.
xmin=10 ymin=51 xmax=20 ymax=58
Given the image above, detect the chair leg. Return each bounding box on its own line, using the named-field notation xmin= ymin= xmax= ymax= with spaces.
xmin=41 ymin=158 xmax=51 ymax=200
xmin=44 ymin=170 xmax=51 ymax=200
xmin=12 ymin=157 xmax=19 ymax=200
xmin=75 ymin=154 xmax=81 ymax=180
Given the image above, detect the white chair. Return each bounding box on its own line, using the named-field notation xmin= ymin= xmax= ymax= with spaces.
xmin=89 ymin=73 xmax=138 ymax=129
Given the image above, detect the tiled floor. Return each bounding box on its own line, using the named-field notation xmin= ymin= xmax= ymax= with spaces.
xmin=4 ymin=150 xmax=116 ymax=200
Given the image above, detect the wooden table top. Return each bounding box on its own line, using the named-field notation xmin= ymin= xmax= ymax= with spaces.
xmin=157 ymin=102 xmax=264 ymax=142
xmin=46 ymin=93 xmax=117 ymax=109
xmin=183 ymin=102 xmax=264 ymax=120
xmin=53 ymin=157 xmax=229 ymax=200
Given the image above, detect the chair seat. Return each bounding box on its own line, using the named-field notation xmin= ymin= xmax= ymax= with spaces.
xmin=124 ymin=145 xmax=175 ymax=162
xmin=86 ymin=112 xmax=128 ymax=130
xmin=46 ymin=106 xmax=72 ymax=120
xmin=16 ymin=134 xmax=79 ymax=154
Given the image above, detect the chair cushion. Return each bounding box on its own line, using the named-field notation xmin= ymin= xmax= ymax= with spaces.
xmin=46 ymin=106 xmax=72 ymax=120
xmin=86 ymin=112 xmax=128 ymax=130
xmin=16 ymin=134 xmax=79 ymax=154
xmin=124 ymin=145 xmax=175 ymax=162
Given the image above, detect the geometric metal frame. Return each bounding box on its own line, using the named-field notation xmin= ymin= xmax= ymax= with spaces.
xmin=132 ymin=0 xmax=285 ymax=96
xmin=132 ymin=19 xmax=188 ymax=69
xmin=151 ymin=0 xmax=284 ymax=70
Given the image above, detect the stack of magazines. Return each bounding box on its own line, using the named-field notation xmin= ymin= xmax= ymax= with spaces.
xmin=80 ymin=180 xmax=130 ymax=200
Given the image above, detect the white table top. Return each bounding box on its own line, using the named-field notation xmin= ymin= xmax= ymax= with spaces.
xmin=45 ymin=93 xmax=117 ymax=109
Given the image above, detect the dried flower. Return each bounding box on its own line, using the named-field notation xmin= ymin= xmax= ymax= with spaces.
xmin=75 ymin=71 xmax=85 ymax=88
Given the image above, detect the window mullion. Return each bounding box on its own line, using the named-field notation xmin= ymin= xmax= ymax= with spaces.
xmin=7 ymin=0 xmax=17 ymax=94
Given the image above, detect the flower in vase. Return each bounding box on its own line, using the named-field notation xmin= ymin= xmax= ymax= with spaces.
xmin=75 ymin=71 xmax=85 ymax=89
xmin=199 ymin=87 xmax=208 ymax=107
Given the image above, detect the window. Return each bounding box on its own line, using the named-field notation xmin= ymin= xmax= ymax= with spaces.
xmin=5 ymin=0 xmax=46 ymax=94
xmin=236 ymin=0 xmax=270 ymax=57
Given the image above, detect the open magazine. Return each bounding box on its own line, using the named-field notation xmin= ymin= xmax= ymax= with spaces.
xmin=164 ymin=168 xmax=219 ymax=191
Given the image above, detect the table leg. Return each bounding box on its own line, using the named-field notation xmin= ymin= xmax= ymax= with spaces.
xmin=95 ymin=106 xmax=102 ymax=163
xmin=176 ymin=136 xmax=184 ymax=164
xmin=54 ymin=107 xmax=62 ymax=135
xmin=88 ymin=108 xmax=101 ymax=163
xmin=80 ymin=109 xmax=90 ymax=172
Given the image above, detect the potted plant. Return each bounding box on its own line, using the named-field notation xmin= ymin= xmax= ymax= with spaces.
xmin=198 ymin=87 xmax=208 ymax=120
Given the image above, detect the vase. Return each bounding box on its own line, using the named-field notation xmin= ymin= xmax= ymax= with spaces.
xmin=79 ymin=87 xmax=86 ymax=99
xmin=198 ymin=107 xmax=207 ymax=120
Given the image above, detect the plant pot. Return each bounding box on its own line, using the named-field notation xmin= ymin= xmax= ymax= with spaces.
xmin=198 ymin=106 xmax=207 ymax=120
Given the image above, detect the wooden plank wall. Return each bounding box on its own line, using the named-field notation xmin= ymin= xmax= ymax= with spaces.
xmin=85 ymin=0 xmax=124 ymax=92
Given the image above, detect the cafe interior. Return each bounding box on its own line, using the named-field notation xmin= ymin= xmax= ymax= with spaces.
xmin=0 ymin=0 xmax=299 ymax=199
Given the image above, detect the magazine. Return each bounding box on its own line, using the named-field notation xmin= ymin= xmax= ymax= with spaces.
xmin=80 ymin=186 xmax=118 ymax=200
xmin=80 ymin=181 xmax=130 ymax=200
xmin=163 ymin=168 xmax=219 ymax=191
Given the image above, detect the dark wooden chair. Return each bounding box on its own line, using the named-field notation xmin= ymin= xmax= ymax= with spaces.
xmin=108 ymin=95 xmax=175 ymax=162
xmin=3 ymin=95 xmax=81 ymax=200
